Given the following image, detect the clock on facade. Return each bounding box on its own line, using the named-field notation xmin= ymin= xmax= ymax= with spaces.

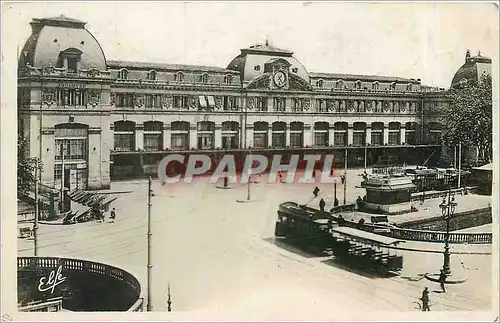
xmin=273 ymin=71 xmax=287 ymax=88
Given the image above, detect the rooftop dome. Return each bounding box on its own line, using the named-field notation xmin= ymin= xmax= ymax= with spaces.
xmin=451 ymin=50 xmax=491 ymax=88
xmin=227 ymin=41 xmax=309 ymax=85
xmin=18 ymin=15 xmax=107 ymax=71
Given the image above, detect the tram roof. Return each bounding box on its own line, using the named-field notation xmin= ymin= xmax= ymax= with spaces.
xmin=330 ymin=226 xmax=405 ymax=246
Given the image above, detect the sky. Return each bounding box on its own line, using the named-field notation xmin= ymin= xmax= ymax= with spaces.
xmin=2 ymin=1 xmax=499 ymax=88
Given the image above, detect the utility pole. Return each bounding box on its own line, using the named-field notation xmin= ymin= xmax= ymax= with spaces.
xmin=453 ymin=145 xmax=457 ymax=169
xmin=147 ymin=177 xmax=153 ymax=311
xmin=34 ymin=167 xmax=39 ymax=256
xmin=364 ymin=146 xmax=367 ymax=171
xmin=343 ymin=148 xmax=347 ymax=205
xmin=60 ymin=142 xmax=65 ymax=212
xmin=247 ymin=145 xmax=252 ymax=201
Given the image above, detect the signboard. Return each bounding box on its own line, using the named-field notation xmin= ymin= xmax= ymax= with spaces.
xmin=59 ymin=83 xmax=86 ymax=89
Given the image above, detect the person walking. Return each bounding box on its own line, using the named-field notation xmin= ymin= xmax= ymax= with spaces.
xmin=421 ymin=287 xmax=430 ymax=311
xmin=223 ymin=176 xmax=229 ymax=188
xmin=313 ymin=186 xmax=320 ymax=198
xmin=110 ymin=208 xmax=116 ymax=223
xmin=439 ymin=269 xmax=447 ymax=292
xmin=319 ymin=198 xmax=326 ymax=212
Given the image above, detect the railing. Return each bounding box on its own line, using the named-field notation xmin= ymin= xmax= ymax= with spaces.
xmin=18 ymin=257 xmax=142 ymax=311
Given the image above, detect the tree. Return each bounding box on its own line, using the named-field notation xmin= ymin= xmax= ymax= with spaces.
xmin=17 ymin=134 xmax=43 ymax=198
xmin=441 ymin=74 xmax=492 ymax=163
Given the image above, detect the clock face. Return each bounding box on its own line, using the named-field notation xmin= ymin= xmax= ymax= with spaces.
xmin=273 ymin=71 xmax=287 ymax=88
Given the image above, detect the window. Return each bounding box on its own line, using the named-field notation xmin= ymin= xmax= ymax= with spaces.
xmin=56 ymin=48 xmax=82 ymax=73
xmin=353 ymin=122 xmax=366 ymax=146
xmin=253 ymin=122 xmax=268 ymax=148
xmin=224 ymin=75 xmax=233 ymax=84
xmin=222 ymin=121 xmax=239 ymax=149
xmin=173 ymin=96 xmax=188 ymax=109
xmin=143 ymin=121 xmax=163 ymax=151
xmin=271 ymin=122 xmax=286 ymax=148
xmin=336 ymin=80 xmax=344 ymax=89
xmin=113 ymin=121 xmax=135 ymax=151
xmin=148 ymin=70 xmax=157 ymax=81
xmin=223 ymin=96 xmax=237 ymax=110
xmin=427 ymin=122 xmax=442 ymax=144
xmin=314 ymin=122 xmax=329 ymax=146
xmin=67 ymin=58 xmax=77 ymax=73
xmin=290 ymin=122 xmax=303 ymax=148
xmin=334 ymin=122 xmax=347 ymax=146
xmin=273 ymin=97 xmax=286 ymax=112
xmin=405 ymin=122 xmax=418 ymax=144
xmin=256 ymin=97 xmax=268 ymax=112
xmin=54 ymin=124 xmax=88 ymax=161
xmin=390 ymin=82 xmax=396 ymax=90
xmin=56 ymin=88 xmax=86 ymax=106
xmin=145 ymin=95 xmax=161 ymax=109
xmin=171 ymin=121 xmax=190 ymax=150
xmin=388 ymin=122 xmax=401 ymax=145
xmin=292 ymin=67 xmax=298 ymax=73
xmin=316 ymin=79 xmax=324 ymax=88
xmin=200 ymin=73 xmax=209 ymax=83
xmin=355 ymin=80 xmax=362 ymax=89
xmin=316 ymin=99 xmax=327 ymax=112
xmin=254 ymin=65 xmax=260 ymax=71
xmin=406 ymin=83 xmax=412 ymax=91
xmin=197 ymin=121 xmax=215 ymax=149
xmin=372 ymin=81 xmax=379 ymax=90
xmin=118 ymin=69 xmax=128 ymax=80
xmin=371 ymin=122 xmax=384 ymax=145
xmin=174 ymin=72 xmax=184 ymax=82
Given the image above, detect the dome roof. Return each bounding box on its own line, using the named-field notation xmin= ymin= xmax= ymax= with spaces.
xmin=451 ymin=50 xmax=491 ymax=88
xmin=227 ymin=42 xmax=309 ymax=85
xmin=18 ymin=15 xmax=106 ymax=71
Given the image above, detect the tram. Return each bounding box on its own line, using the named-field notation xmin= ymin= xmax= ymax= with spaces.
xmin=328 ymin=226 xmax=405 ymax=274
xmin=275 ymin=201 xmax=335 ymax=250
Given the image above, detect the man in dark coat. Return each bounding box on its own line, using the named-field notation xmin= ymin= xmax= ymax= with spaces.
xmin=224 ymin=176 xmax=229 ymax=188
xmin=313 ymin=186 xmax=320 ymax=198
xmin=319 ymin=198 xmax=326 ymax=212
xmin=421 ymin=287 xmax=430 ymax=311
xmin=439 ymin=270 xmax=447 ymax=292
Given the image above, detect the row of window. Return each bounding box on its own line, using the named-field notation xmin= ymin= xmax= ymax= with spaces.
xmin=314 ymin=79 xmax=416 ymax=91
xmin=116 ymin=69 xmax=235 ymax=85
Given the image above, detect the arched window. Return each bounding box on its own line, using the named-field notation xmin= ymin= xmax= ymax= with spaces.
xmin=372 ymin=81 xmax=379 ymax=90
xmin=390 ymin=82 xmax=397 ymax=90
xmin=171 ymin=121 xmax=190 ymax=150
xmin=336 ymin=80 xmax=344 ymax=89
xmin=147 ymin=70 xmax=157 ymax=81
xmin=371 ymin=122 xmax=384 ymax=145
xmin=143 ymin=121 xmax=163 ymax=151
xmin=388 ymin=122 xmax=401 ymax=145
xmin=406 ymin=83 xmax=412 ymax=91
xmin=197 ymin=121 xmax=215 ymax=149
xmin=316 ymin=79 xmax=324 ymax=88
xmin=355 ymin=80 xmax=362 ymax=90
xmin=114 ymin=121 xmax=135 ymax=151
xmin=222 ymin=121 xmax=239 ymax=149
xmin=271 ymin=122 xmax=286 ymax=148
xmin=314 ymin=122 xmax=329 ymax=147
xmin=174 ymin=72 xmax=184 ymax=82
xmin=405 ymin=122 xmax=418 ymax=144
xmin=333 ymin=122 xmax=348 ymax=146
xmin=353 ymin=122 xmax=366 ymax=146
xmin=253 ymin=122 xmax=269 ymax=148
xmin=224 ymin=74 xmax=233 ymax=84
xmin=118 ymin=69 xmax=128 ymax=80
xmin=200 ymin=73 xmax=209 ymax=84
xmin=290 ymin=122 xmax=304 ymax=148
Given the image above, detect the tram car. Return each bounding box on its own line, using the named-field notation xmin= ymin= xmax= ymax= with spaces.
xmin=327 ymin=226 xmax=405 ymax=275
xmin=275 ymin=202 xmax=335 ymax=250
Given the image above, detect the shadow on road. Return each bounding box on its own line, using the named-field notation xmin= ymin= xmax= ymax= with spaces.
xmin=319 ymin=258 xmax=398 ymax=279
xmin=263 ymin=237 xmax=330 ymax=258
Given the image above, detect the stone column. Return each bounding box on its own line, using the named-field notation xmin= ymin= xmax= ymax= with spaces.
xmin=189 ymin=125 xmax=197 ymax=149
xmin=40 ymin=128 xmax=55 ymax=186
xmin=87 ymin=128 xmax=102 ymax=189
xmin=268 ymin=125 xmax=273 ymax=148
xmin=383 ymin=124 xmax=389 ymax=145
xmin=400 ymin=127 xmax=406 ymax=145
xmin=135 ymin=123 xmax=144 ymax=151
xmin=246 ymin=127 xmax=254 ymax=148
xmin=215 ymin=124 xmax=222 ymax=149
xmin=328 ymin=124 xmax=335 ymax=146
xmin=163 ymin=124 xmax=171 ymax=150
xmin=347 ymin=125 xmax=354 ymax=146
xmin=366 ymin=127 xmax=372 ymax=145
xmin=303 ymin=124 xmax=312 ymax=147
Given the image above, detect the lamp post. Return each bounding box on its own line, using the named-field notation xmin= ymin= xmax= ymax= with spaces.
xmin=439 ymin=180 xmax=457 ymax=276
xmin=147 ymin=177 xmax=153 ymax=311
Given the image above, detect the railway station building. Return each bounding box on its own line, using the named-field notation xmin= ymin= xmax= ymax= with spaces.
xmin=17 ymin=15 xmax=491 ymax=190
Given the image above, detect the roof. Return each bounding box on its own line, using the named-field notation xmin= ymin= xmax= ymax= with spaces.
xmin=309 ymin=72 xmax=419 ymax=83
xmin=330 ymin=226 xmax=405 ymax=246
xmin=241 ymin=43 xmax=294 ymax=56
xmin=472 ymin=163 xmax=493 ymax=171
xmin=107 ymin=60 xmax=239 ymax=74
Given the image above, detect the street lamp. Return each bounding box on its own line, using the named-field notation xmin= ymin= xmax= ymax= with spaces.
xmin=439 ymin=184 xmax=457 ymax=276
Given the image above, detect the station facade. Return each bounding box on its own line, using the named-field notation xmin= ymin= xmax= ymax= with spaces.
xmin=17 ymin=15 xmax=490 ymax=190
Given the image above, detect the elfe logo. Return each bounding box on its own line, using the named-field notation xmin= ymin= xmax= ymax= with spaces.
xmin=38 ymin=265 xmax=67 ymax=294
xmin=157 ymin=153 xmax=338 ymax=184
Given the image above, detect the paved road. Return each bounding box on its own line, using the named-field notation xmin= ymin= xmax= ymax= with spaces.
xmin=18 ymin=178 xmax=494 ymax=317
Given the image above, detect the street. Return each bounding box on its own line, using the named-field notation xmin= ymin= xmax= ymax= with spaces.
xmin=18 ymin=174 xmax=493 ymax=317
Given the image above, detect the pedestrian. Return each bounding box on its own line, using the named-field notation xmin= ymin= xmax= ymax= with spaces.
xmin=319 ymin=198 xmax=326 ymax=212
xmin=439 ymin=269 xmax=447 ymax=292
xmin=313 ymin=186 xmax=320 ymax=198
xmin=224 ymin=176 xmax=228 ymax=188
xmin=356 ymin=196 xmax=363 ymax=210
xmin=334 ymin=198 xmax=339 ymax=207
xmin=421 ymin=287 xmax=430 ymax=311
xmin=110 ymin=208 xmax=116 ymax=223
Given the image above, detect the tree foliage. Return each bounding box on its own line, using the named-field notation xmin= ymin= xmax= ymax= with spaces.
xmin=17 ymin=134 xmax=43 ymax=198
xmin=441 ymin=74 xmax=492 ymax=162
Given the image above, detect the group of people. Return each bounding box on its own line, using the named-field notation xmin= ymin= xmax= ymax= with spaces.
xmin=93 ymin=205 xmax=117 ymax=223
xmin=420 ymin=270 xmax=448 ymax=311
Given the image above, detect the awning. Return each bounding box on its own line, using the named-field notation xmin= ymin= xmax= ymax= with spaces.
xmin=198 ymin=96 xmax=207 ymax=108
xmin=472 ymin=163 xmax=493 ymax=171
xmin=330 ymin=226 xmax=405 ymax=246
xmin=207 ymin=96 xmax=215 ymax=107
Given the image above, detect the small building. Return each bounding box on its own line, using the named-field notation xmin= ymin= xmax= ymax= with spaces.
xmin=363 ymin=175 xmax=416 ymax=214
xmin=471 ymin=163 xmax=493 ymax=195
